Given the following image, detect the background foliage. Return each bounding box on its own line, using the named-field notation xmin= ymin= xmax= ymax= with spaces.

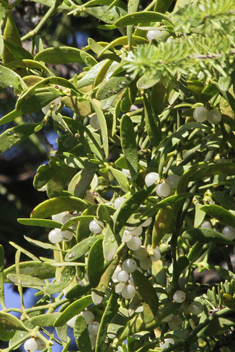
xmin=1 ymin=0 xmax=235 ymax=351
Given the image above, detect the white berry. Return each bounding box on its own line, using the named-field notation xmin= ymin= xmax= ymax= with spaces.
xmin=112 ymin=266 xmax=122 ymax=283
xmin=61 ymin=230 xmax=74 ymax=241
xmin=24 ymin=338 xmax=38 ymax=352
xmin=89 ymin=334 xmax=97 ymax=348
xmin=117 ymin=270 xmax=130 ymax=282
xmin=173 ymin=290 xmax=186 ymax=303
xmin=80 ymin=310 xmax=95 ymax=324
xmin=126 ymin=236 xmax=142 ymax=250
xmin=160 ymin=338 xmax=174 ymax=349
xmin=67 ymin=315 xmax=78 ymax=328
xmin=141 ymin=217 xmax=152 ymax=227
xmin=147 ymin=29 xmax=162 ymax=41
xmin=207 ymin=109 xmax=221 ymax=124
xmin=193 ymin=107 xmax=208 ymax=122
xmin=122 ymin=168 xmax=131 ymax=178
xmin=145 ymin=172 xmax=159 ymax=187
xmin=48 ymin=229 xmax=63 ymax=244
xmin=133 ymin=247 xmax=148 ymax=260
xmin=52 ymin=211 xmax=67 ymax=223
xmin=188 ymin=301 xmax=204 ymax=315
xmin=122 ymin=259 xmax=137 ymax=273
xmin=200 ymin=221 xmax=212 ymax=229
xmin=166 ymin=174 xmax=180 ymax=189
xmin=128 ymin=226 xmax=142 ymax=237
xmin=115 ymin=282 xmax=125 ymax=293
xmin=88 ymin=321 xmax=100 ymax=335
xmin=122 ymin=230 xmax=133 ymax=243
xmin=35 ymin=339 xmax=46 ymax=351
xmin=151 ymin=247 xmax=161 ymax=262
xmin=89 ymin=220 xmax=104 ymax=234
xmin=168 ymin=315 xmax=183 ymax=330
xmin=156 ymin=183 xmax=171 ymax=197
xmin=122 ymin=284 xmax=136 ymax=299
xmin=114 ymin=197 xmax=125 ymax=209
xmin=222 ymin=225 xmax=235 ymax=240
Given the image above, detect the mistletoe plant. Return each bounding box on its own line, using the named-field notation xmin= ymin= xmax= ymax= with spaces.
xmin=1 ymin=0 xmax=235 ymax=351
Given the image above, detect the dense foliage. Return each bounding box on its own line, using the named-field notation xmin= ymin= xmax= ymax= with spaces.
xmin=1 ymin=0 xmax=235 ymax=351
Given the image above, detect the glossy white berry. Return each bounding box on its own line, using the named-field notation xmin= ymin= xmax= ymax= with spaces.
xmin=145 ymin=172 xmax=159 ymax=187
xmin=200 ymin=221 xmax=212 ymax=229
xmin=122 ymin=259 xmax=137 ymax=273
xmin=133 ymin=247 xmax=148 ymax=260
xmin=24 ymin=338 xmax=38 ymax=352
xmin=128 ymin=226 xmax=142 ymax=237
xmin=88 ymin=321 xmax=100 ymax=335
xmin=188 ymin=301 xmax=204 ymax=315
xmin=84 ymin=190 xmax=95 ymax=203
xmin=61 ymin=230 xmax=74 ymax=241
xmin=48 ymin=229 xmax=63 ymax=244
xmin=147 ymin=29 xmax=162 ymax=41
xmin=222 ymin=225 xmax=235 ymax=240
xmin=90 ymin=113 xmax=100 ymax=130
xmin=114 ymin=197 xmax=125 ymax=209
xmin=193 ymin=107 xmax=208 ymax=122
xmin=207 ymin=109 xmax=221 ymax=124
xmin=173 ymin=290 xmax=186 ymax=303
xmin=126 ymin=236 xmax=142 ymax=250
xmin=112 ymin=266 xmax=122 ymax=283
xmin=168 ymin=316 xmax=183 ymax=330
xmin=166 ymin=174 xmax=180 ymax=189
xmin=122 ymin=168 xmax=131 ymax=178
xmin=80 ymin=310 xmax=95 ymax=324
xmin=140 ymin=258 xmax=152 ymax=270
xmin=160 ymin=338 xmax=174 ymax=349
xmin=35 ymin=339 xmax=46 ymax=351
xmin=141 ymin=217 xmax=152 ymax=227
xmin=52 ymin=211 xmax=67 ymax=223
xmin=122 ymin=284 xmax=136 ymax=299
xmin=156 ymin=183 xmax=171 ymax=197
xmin=151 ymin=247 xmax=161 ymax=262
xmin=67 ymin=315 xmax=78 ymax=328
xmin=115 ymin=282 xmax=125 ymax=293
xmin=89 ymin=220 xmax=104 ymax=234
xmin=122 ymin=230 xmax=133 ymax=243
xmin=117 ymin=270 xmax=130 ymax=282
xmin=42 ymin=96 xmax=61 ymax=114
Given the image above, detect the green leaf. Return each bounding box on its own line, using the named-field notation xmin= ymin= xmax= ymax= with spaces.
xmin=65 ymin=284 xmax=91 ymax=299
xmin=87 ymin=238 xmax=104 ymax=288
xmin=77 ymin=60 xmax=110 ymax=89
xmin=0 ymin=312 xmax=27 ymax=331
xmin=84 ymin=4 xmax=127 ymax=24
xmin=46 ymin=166 xmax=75 ymax=198
xmin=132 ymin=270 xmax=158 ymax=323
xmin=68 ymin=169 xmax=95 ymax=197
xmin=90 ymin=99 xmax=109 ymax=159
xmin=4 ymin=39 xmax=33 ymax=60
xmin=30 ymin=196 xmax=88 ymax=218
xmin=103 ymin=223 xmax=119 ymax=262
xmin=109 ymin=166 xmax=131 ymax=193
xmin=191 ymin=163 xmax=235 ymax=182
xmin=0 ymin=65 xmax=27 ymax=90
xmin=4 ymin=261 xmax=56 ymax=282
xmin=144 ymin=91 xmax=160 ymax=147
xmin=96 ymin=292 xmax=118 ymax=352
xmin=96 ymin=73 xmax=133 ymax=100
xmin=200 ymin=204 xmax=235 ymax=228
xmin=64 ymin=156 xmax=98 ymax=169
xmin=30 ymin=312 xmax=61 ymax=327
xmin=120 ymin=114 xmax=138 ymax=178
xmin=213 ymin=191 xmax=235 ymax=211
xmin=0 ymin=108 xmax=23 ymax=126
xmin=54 ymin=295 xmax=93 ymax=327
xmin=74 ymin=315 xmax=93 ymax=352
xmin=0 ymin=123 xmax=39 ymax=154
xmin=6 ymin=274 xmax=45 ymax=287
xmin=35 ymin=46 xmax=96 ymax=65
xmin=97 ymin=36 xmax=148 ymax=58
xmin=0 ymin=328 xmax=15 ymax=341
xmin=114 ymin=187 xmax=153 ymax=234
xmin=0 ymin=245 xmax=5 ymax=308
xmin=114 ymin=11 xmax=172 ymax=26
xmin=24 ymin=235 xmax=65 ymax=252
xmin=65 ymin=236 xmax=100 ymax=262
xmin=182 ymin=228 xmax=235 ymax=246
xmin=45 ymin=266 xmax=75 ymax=294
xmin=18 ymin=218 xmax=62 ymax=228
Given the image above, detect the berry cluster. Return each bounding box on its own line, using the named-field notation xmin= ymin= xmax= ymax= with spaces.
xmin=48 ymin=211 xmax=79 ymax=244
xmin=145 ymin=172 xmax=180 ymax=197
xmin=193 ymin=107 xmax=222 ymax=124
xmin=112 ymin=259 xmax=137 ymax=300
